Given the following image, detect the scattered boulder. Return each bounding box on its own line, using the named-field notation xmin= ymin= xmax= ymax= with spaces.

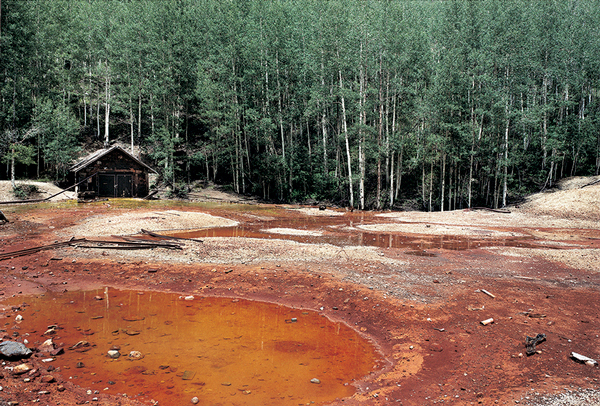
xmin=429 ymin=343 xmax=443 ymax=352
xmin=0 ymin=341 xmax=32 ymax=360
xmin=128 ymin=350 xmax=144 ymax=360
xmin=13 ymin=363 xmax=33 ymax=375
xmin=108 ymin=350 xmax=121 ymax=359
xmin=41 ymin=375 xmax=56 ymax=383
xmin=37 ymin=338 xmax=55 ymax=353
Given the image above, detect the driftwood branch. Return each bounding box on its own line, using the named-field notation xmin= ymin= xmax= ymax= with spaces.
xmin=0 ymin=237 xmax=181 ymax=261
xmin=141 ymin=229 xmax=203 ymax=243
xmin=469 ymin=207 xmax=511 ymax=214
xmin=581 ymin=179 xmax=600 ymax=188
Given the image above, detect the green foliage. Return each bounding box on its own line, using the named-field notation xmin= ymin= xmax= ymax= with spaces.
xmin=2 ymin=0 xmax=600 ymax=208
xmin=12 ymin=184 xmax=40 ymax=200
xmin=33 ymin=99 xmax=81 ymax=181
xmin=1 ymin=142 xmax=35 ymax=167
xmin=166 ymin=183 xmax=189 ymax=199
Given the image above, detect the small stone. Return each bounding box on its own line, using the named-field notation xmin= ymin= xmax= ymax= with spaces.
xmin=87 ymin=390 xmax=92 ymax=395
xmin=41 ymin=375 xmax=56 ymax=383
xmin=12 ymin=363 xmax=33 ymax=375
xmin=128 ymin=351 xmax=144 ymax=360
xmin=94 ymin=296 xmax=103 ymax=301
xmin=310 ymin=378 xmax=321 ymax=384
xmin=15 ymin=315 xmax=23 ymax=322
xmin=38 ymin=339 xmax=55 ymax=353
xmin=429 ymin=343 xmax=443 ymax=352
xmin=76 ymin=361 xmax=85 ymax=368
xmin=221 ymin=382 xmax=232 ymax=386
xmin=107 ymin=350 xmax=121 ymax=359
xmin=57 ymin=385 xmax=66 ymax=392
xmin=50 ymin=348 xmax=64 ymax=356
xmin=191 ymin=397 xmax=199 ymax=404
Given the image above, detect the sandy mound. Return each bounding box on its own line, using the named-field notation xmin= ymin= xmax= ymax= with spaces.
xmin=520 ymin=181 xmax=600 ymax=221
xmin=0 ymin=180 xmax=76 ymax=202
xmin=62 ymin=209 xmax=238 ymax=237
xmin=555 ymin=175 xmax=600 ymax=190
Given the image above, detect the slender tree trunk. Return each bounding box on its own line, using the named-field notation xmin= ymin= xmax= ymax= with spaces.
xmin=376 ymin=54 xmax=383 ymax=210
xmin=448 ymin=164 xmax=453 ymax=211
xmin=321 ymin=49 xmax=328 ymax=176
xmin=428 ymin=160 xmax=433 ymax=212
xmin=441 ymin=153 xmax=446 ymax=212
xmin=97 ymin=92 xmax=101 ymax=140
xmin=104 ymin=61 xmax=111 ymax=147
xmin=11 ymin=148 xmax=15 ymax=189
xmin=339 ymin=68 xmax=353 ymax=209
xmin=502 ymin=114 xmax=509 ymax=207
xmin=542 ymin=74 xmax=549 ymax=168
xmin=358 ymin=53 xmax=366 ymax=210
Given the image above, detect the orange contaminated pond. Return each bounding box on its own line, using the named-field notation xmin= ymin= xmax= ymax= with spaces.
xmin=7 ymin=288 xmax=381 ymax=405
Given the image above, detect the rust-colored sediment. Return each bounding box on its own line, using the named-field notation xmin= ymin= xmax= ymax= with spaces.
xmin=0 ymin=201 xmax=599 ymax=406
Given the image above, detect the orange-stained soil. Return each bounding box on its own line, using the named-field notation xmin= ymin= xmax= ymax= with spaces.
xmin=0 ymin=200 xmax=599 ymax=406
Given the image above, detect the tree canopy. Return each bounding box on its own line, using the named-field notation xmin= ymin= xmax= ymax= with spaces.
xmin=1 ymin=0 xmax=599 ymax=209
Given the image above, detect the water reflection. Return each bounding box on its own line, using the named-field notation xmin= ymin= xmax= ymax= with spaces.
xmin=9 ymin=289 xmax=379 ymax=405
xmin=168 ymin=213 xmax=542 ymax=251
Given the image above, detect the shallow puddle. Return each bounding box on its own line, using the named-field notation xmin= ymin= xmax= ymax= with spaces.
xmin=166 ymin=215 xmax=542 ymax=251
xmin=6 ymin=288 xmax=380 ymax=405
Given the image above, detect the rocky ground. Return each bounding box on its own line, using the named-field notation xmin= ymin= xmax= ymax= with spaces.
xmin=0 ymin=178 xmax=598 ymax=405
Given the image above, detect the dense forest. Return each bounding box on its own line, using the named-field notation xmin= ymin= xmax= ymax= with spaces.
xmin=1 ymin=0 xmax=600 ymax=209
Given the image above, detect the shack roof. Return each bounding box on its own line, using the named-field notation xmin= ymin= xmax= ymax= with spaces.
xmin=69 ymin=145 xmax=157 ymax=174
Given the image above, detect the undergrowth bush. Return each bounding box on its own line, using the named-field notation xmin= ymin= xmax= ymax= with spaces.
xmin=13 ymin=184 xmax=40 ymax=200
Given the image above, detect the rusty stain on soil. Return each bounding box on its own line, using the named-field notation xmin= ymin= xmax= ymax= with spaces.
xmin=0 ymin=199 xmax=599 ymax=406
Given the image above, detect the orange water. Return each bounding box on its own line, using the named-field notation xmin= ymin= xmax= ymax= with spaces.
xmin=7 ymin=288 xmax=380 ymax=405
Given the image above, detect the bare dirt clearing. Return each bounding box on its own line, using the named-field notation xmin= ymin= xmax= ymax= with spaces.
xmin=0 ymin=179 xmax=599 ymax=406
xmin=0 ymin=180 xmax=76 ymax=202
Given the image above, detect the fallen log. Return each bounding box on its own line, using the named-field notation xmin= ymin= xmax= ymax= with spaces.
xmin=581 ymin=179 xmax=600 ymax=188
xmin=469 ymin=207 xmax=511 ymax=214
xmin=141 ymin=229 xmax=203 ymax=243
xmin=143 ymin=189 xmax=160 ymax=200
xmin=0 ymin=237 xmax=181 ymax=261
xmin=0 ymin=239 xmax=87 ymax=261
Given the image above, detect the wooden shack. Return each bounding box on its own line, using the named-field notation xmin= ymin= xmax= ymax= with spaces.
xmin=70 ymin=146 xmax=156 ymax=198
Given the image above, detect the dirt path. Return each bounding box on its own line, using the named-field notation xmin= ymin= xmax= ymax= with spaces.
xmin=0 ymin=189 xmax=598 ymax=405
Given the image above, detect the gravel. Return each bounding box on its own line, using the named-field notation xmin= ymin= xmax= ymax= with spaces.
xmin=523 ymin=389 xmax=600 ymax=406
